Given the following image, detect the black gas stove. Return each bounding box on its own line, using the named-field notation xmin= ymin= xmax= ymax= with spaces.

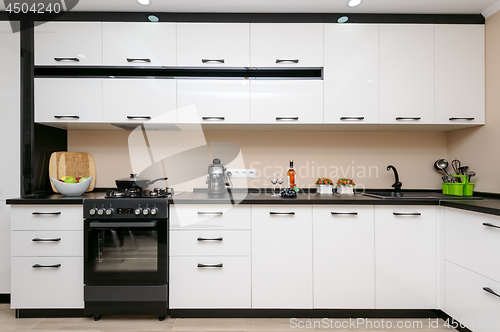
xmin=104 ymin=187 xmax=174 ymax=199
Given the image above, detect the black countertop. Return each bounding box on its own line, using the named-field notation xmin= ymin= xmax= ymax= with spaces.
xmin=440 ymin=199 xmax=500 ymax=217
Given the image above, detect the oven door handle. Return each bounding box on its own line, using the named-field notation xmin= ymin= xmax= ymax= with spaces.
xmin=89 ymin=221 xmax=157 ymax=228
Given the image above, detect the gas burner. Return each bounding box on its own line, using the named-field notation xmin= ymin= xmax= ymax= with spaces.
xmin=105 ymin=187 xmax=173 ymax=199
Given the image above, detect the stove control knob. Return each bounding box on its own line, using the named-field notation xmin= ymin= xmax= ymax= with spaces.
xmin=143 ymin=207 xmax=150 ymax=216
xmin=89 ymin=208 xmax=97 ymax=216
xmin=134 ymin=207 xmax=142 ymax=216
xmin=105 ymin=208 xmax=114 ymax=216
xmin=150 ymin=207 xmax=158 ymax=215
xmin=97 ymin=208 xmax=105 ymax=216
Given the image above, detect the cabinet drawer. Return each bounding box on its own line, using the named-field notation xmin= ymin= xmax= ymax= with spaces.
xmin=11 ymin=231 xmax=83 ymax=257
xmin=445 ymin=261 xmax=500 ymax=332
xmin=11 ymin=257 xmax=84 ymax=309
xmin=170 ymin=230 xmax=250 ymax=256
xmin=170 ymin=205 xmax=250 ymax=229
xmin=11 ymin=205 xmax=83 ymax=231
xmin=445 ymin=208 xmax=500 ymax=283
xmin=170 ymin=256 xmax=251 ymax=308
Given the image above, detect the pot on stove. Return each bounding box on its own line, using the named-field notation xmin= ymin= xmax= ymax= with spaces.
xmin=115 ymin=174 xmax=168 ymax=190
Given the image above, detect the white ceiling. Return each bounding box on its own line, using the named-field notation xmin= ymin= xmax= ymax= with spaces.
xmin=1 ymin=0 xmax=500 ymax=16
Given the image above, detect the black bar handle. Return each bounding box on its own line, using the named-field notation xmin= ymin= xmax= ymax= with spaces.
xmin=340 ymin=117 xmax=365 ymax=121
xmin=197 ymin=212 xmax=223 ymax=215
xmin=197 ymin=263 xmax=223 ymax=268
xmin=53 ymin=115 xmax=80 ymax=119
xmin=270 ymin=212 xmax=295 ymax=215
xmin=32 ymin=264 xmax=61 ymax=268
xmin=449 ymin=117 xmax=475 ymax=121
xmin=393 ymin=212 xmax=422 ymax=216
xmin=483 ymin=287 xmax=500 ymax=298
xmin=126 ymin=58 xmax=151 ymax=63
xmin=32 ymin=212 xmax=61 ymax=215
xmin=127 ymin=115 xmax=152 ymax=120
xmin=396 ymin=117 xmax=422 ymax=121
xmin=89 ymin=221 xmax=157 ymax=228
xmin=197 ymin=237 xmax=223 ymax=241
xmin=54 ymin=57 xmax=79 ymax=62
xmin=276 ymin=117 xmax=299 ymax=121
xmin=331 ymin=212 xmax=358 ymax=215
xmin=483 ymin=223 xmax=500 ymax=230
xmin=202 ymin=117 xmax=225 ymax=121
xmin=276 ymin=59 xmax=299 ymax=64
xmin=202 ymin=59 xmax=225 ymax=63
xmin=32 ymin=238 xmax=61 ymax=242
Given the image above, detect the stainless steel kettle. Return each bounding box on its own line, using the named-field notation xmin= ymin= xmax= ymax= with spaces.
xmin=207 ymin=158 xmax=229 ymax=195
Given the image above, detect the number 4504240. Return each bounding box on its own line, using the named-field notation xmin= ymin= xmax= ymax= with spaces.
xmin=6 ymin=2 xmax=62 ymax=14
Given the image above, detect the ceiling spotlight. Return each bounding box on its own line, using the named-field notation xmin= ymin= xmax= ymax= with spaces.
xmin=347 ymin=0 xmax=362 ymax=7
xmin=337 ymin=16 xmax=349 ymax=23
xmin=137 ymin=0 xmax=150 ymax=5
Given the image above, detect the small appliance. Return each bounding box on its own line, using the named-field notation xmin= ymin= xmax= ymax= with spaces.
xmin=206 ymin=158 xmax=230 ymax=195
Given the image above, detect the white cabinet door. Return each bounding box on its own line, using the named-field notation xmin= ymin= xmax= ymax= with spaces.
xmin=170 ymin=230 xmax=251 ymax=257
xmin=103 ymin=79 xmax=176 ymax=123
xmin=0 ymin=22 xmax=20 ymax=200
xmin=103 ymin=22 xmax=176 ymax=67
xmin=251 ymin=81 xmax=323 ymax=124
xmin=435 ymin=25 xmax=485 ymax=125
xmin=35 ymin=78 xmax=103 ymax=123
xmin=250 ymin=23 xmax=323 ymax=67
xmin=252 ymin=205 xmax=313 ymax=308
xmin=170 ymin=205 xmax=251 ymax=230
xmin=375 ymin=206 xmax=437 ymax=309
xmin=379 ymin=25 xmax=434 ymax=124
xmin=11 ymin=205 xmax=83 ymax=231
xmin=177 ymin=23 xmax=250 ymax=67
xmin=324 ymin=24 xmax=379 ymax=124
xmin=177 ymin=80 xmax=250 ymax=123
xmin=35 ymin=22 xmax=102 ymax=66
xmin=0 ymin=202 xmax=10 ymax=294
xmin=313 ymin=206 xmax=375 ymax=309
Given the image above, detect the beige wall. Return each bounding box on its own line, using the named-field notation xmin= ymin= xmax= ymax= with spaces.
xmin=69 ymin=130 xmax=447 ymax=192
xmin=447 ymin=11 xmax=500 ymax=193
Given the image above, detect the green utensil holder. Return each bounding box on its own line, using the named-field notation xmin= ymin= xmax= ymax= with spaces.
xmin=453 ymin=175 xmax=467 ymax=184
xmin=442 ymin=183 xmax=450 ymax=195
xmin=464 ymin=183 xmax=474 ymax=196
xmin=448 ymin=183 xmax=464 ymax=196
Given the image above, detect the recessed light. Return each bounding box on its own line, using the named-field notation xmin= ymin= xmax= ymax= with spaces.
xmin=137 ymin=0 xmax=150 ymax=5
xmin=347 ymin=0 xmax=362 ymax=7
xmin=338 ymin=16 xmax=349 ymax=23
xmin=148 ymin=15 xmax=159 ymax=22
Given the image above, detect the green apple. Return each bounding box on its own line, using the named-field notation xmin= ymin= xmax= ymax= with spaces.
xmin=79 ymin=177 xmax=88 ymax=183
xmin=63 ymin=176 xmax=77 ymax=184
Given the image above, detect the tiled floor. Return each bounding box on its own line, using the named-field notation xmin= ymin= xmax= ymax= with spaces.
xmin=0 ymin=304 xmax=458 ymax=331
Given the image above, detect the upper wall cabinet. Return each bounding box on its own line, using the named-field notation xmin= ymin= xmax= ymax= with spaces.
xmin=324 ymin=24 xmax=379 ymax=124
xmin=379 ymin=25 xmax=435 ymax=124
xmin=35 ymin=22 xmax=102 ymax=66
xmin=435 ymin=25 xmax=485 ymax=125
xmin=177 ymin=23 xmax=250 ymax=67
xmin=103 ymin=22 xmax=176 ymax=67
xmin=250 ymin=23 xmax=323 ymax=67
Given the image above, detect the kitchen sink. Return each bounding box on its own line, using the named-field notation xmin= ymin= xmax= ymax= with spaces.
xmin=360 ymin=191 xmax=440 ymax=199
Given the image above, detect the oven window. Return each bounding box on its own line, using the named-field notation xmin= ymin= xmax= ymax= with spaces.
xmin=93 ymin=228 xmax=158 ymax=272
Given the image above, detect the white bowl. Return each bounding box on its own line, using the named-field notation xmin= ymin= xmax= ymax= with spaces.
xmin=50 ymin=177 xmax=93 ymax=196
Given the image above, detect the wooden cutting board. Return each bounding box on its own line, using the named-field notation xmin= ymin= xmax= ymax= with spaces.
xmin=49 ymin=152 xmax=96 ymax=192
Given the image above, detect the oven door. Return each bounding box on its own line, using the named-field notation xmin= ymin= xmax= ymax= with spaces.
xmin=84 ymin=219 xmax=167 ymax=285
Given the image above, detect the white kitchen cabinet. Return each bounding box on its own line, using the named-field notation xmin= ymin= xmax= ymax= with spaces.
xmin=177 ymin=23 xmax=250 ymax=67
xmin=11 ymin=231 xmax=83 ymax=257
xmin=170 ymin=204 xmax=251 ymax=230
xmin=250 ymin=23 xmax=323 ymax=67
xmin=313 ymin=206 xmax=375 ymax=309
xmin=435 ymin=25 xmax=485 ymax=125
xmin=0 ymin=202 xmax=10 ymax=294
xmin=170 ymin=230 xmax=251 ymax=257
xmin=35 ymin=22 xmax=102 ymax=66
xmin=379 ymin=25 xmax=434 ymax=124
xmin=324 ymin=24 xmax=379 ymax=124
xmin=177 ymin=80 xmax=250 ymax=123
xmin=375 ymin=206 xmax=437 ymax=309
xmin=102 ymin=79 xmax=176 ymax=123
xmin=251 ymin=205 xmax=313 ymax=308
xmin=35 ymin=78 xmax=103 ymax=123
xmin=11 ymin=205 xmax=84 ymax=231
xmin=445 ymin=261 xmax=500 ymax=332
xmin=103 ymin=22 xmax=176 ymax=67
xmin=250 ymin=81 xmax=323 ymax=124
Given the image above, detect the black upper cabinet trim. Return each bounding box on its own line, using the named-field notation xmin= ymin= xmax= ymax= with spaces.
xmin=0 ymin=11 xmax=485 ymax=24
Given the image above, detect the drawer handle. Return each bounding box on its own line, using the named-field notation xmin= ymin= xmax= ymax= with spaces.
xmin=54 ymin=57 xmax=79 ymax=62
xmin=32 ymin=212 xmax=61 ymax=215
xmin=197 ymin=237 xmax=223 ymax=241
xmin=340 ymin=117 xmax=365 ymax=121
xmin=276 ymin=59 xmax=299 ymax=64
xmin=126 ymin=58 xmax=151 ymax=63
xmin=449 ymin=117 xmax=475 ymax=121
xmin=32 ymin=264 xmax=61 ymax=268
xmin=270 ymin=212 xmax=295 ymax=215
xmin=483 ymin=287 xmax=500 ymax=298
xmin=197 ymin=212 xmax=223 ymax=215
xmin=53 ymin=115 xmax=80 ymax=119
xmin=331 ymin=212 xmax=358 ymax=215
xmin=202 ymin=117 xmax=225 ymax=121
xmin=276 ymin=117 xmax=299 ymax=121
xmin=127 ymin=115 xmax=152 ymax=120
xmin=393 ymin=212 xmax=422 ymax=216
xmin=202 ymin=59 xmax=225 ymax=64
xmin=197 ymin=263 xmax=223 ymax=268
xmin=483 ymin=223 xmax=500 ymax=230
xmin=396 ymin=117 xmax=421 ymax=121
xmin=32 ymin=238 xmax=61 ymax=242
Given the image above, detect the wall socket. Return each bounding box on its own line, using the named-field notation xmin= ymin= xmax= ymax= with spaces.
xmin=227 ymin=169 xmax=256 ymax=178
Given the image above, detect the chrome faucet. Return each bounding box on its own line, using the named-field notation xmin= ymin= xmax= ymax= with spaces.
xmin=387 ymin=165 xmax=402 ymax=192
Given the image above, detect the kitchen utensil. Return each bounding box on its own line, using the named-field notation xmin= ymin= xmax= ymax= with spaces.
xmin=451 ymin=159 xmax=462 ymax=175
xmin=115 ymin=174 xmax=168 ymax=190
xmin=467 ymin=171 xmax=476 ymax=183
xmin=50 ymin=152 xmax=96 ymax=193
xmin=459 ymin=166 xmax=469 ymax=176
xmin=50 ymin=177 xmax=93 ymax=196
xmin=435 ymin=159 xmax=457 ymax=183
xmin=206 ymin=158 xmax=230 ymax=195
